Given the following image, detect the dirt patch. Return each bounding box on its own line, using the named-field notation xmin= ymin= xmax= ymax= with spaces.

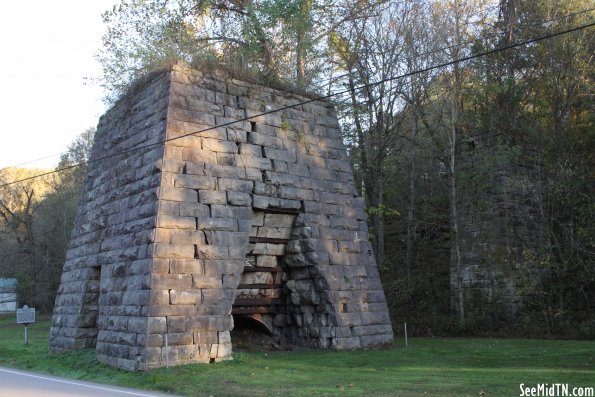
xmin=230 ymin=327 xmax=295 ymax=352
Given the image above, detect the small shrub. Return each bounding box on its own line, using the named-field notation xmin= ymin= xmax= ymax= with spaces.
xmin=579 ymin=320 xmax=595 ymax=340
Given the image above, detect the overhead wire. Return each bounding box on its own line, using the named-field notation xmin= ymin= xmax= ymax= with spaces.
xmin=0 ymin=19 xmax=593 ymax=189
xmin=2 ymin=153 xmax=66 ymax=169
xmin=3 ymin=6 xmax=593 ymax=171
xmin=315 ymin=6 xmax=595 ymax=88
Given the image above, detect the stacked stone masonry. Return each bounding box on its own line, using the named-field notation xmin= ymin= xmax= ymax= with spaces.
xmin=452 ymin=133 xmax=545 ymax=323
xmin=49 ymin=63 xmax=394 ymax=370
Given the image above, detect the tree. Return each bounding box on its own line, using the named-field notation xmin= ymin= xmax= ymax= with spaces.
xmin=328 ymin=1 xmax=420 ymax=265
xmin=0 ymin=168 xmax=52 ymax=308
xmin=403 ymin=0 xmax=492 ymax=323
xmin=511 ymin=0 xmax=594 ymax=334
xmin=98 ymin=0 xmax=379 ymax=100
xmin=0 ymin=128 xmax=94 ymax=311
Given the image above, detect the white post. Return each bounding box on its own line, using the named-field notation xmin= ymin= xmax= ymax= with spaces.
xmin=24 ymin=324 xmax=28 ymax=345
xmin=404 ymin=322 xmax=408 ymax=348
xmin=165 ymin=333 xmax=169 ymax=369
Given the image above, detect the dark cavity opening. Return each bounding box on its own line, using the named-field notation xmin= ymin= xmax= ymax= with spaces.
xmin=233 ymin=315 xmax=273 ymax=335
xmin=231 ymin=315 xmax=280 ymax=351
xmin=231 ymin=209 xmax=299 ymax=350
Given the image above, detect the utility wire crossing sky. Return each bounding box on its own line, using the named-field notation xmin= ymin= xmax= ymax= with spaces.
xmin=1 ymin=19 xmax=593 ymax=189
xmin=0 ymin=2 xmax=592 ymax=176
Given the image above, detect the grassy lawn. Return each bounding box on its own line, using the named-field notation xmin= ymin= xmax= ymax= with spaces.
xmin=0 ymin=314 xmax=593 ymax=397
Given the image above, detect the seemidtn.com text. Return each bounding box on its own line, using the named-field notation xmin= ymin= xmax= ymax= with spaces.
xmin=520 ymin=384 xmax=594 ymax=397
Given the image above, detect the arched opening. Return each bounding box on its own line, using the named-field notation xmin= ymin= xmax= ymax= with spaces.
xmin=233 ymin=315 xmax=273 ymax=335
xmin=231 ymin=315 xmax=280 ymax=351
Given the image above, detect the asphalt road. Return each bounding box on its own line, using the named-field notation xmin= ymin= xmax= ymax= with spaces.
xmin=0 ymin=367 xmax=182 ymax=397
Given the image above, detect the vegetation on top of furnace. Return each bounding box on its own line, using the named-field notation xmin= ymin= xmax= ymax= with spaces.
xmin=98 ymin=0 xmax=350 ymax=104
xmin=102 ymin=66 xmax=173 ymax=116
xmin=109 ymin=58 xmax=326 ymax=116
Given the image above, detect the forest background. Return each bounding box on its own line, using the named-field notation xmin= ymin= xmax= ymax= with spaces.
xmin=0 ymin=0 xmax=593 ymax=338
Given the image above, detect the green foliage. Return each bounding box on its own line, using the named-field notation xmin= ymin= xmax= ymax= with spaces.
xmin=327 ymin=30 xmax=351 ymax=68
xmin=366 ymin=205 xmax=400 ymax=218
xmin=99 ymin=0 xmax=209 ymax=102
xmin=578 ymin=320 xmax=595 ymax=339
xmin=280 ymin=114 xmax=290 ymax=130
xmin=380 ymin=262 xmax=453 ymax=336
xmin=98 ymin=0 xmax=346 ymax=101
xmin=458 ymin=142 xmax=523 ymax=203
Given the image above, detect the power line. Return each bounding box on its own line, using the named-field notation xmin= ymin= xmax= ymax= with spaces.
xmin=316 ymin=6 xmax=595 ymax=87
xmin=1 ymin=20 xmax=593 ymax=189
xmin=2 ymin=153 xmax=65 ymax=169
xmin=5 ymin=7 xmax=593 ymax=171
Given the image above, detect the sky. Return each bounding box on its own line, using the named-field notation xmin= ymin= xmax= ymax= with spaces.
xmin=0 ymin=0 xmax=118 ymax=170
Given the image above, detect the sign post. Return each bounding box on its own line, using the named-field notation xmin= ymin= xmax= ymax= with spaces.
xmin=16 ymin=305 xmax=36 ymax=345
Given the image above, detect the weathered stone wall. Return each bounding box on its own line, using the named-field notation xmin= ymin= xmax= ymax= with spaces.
xmin=452 ymin=134 xmax=544 ymax=324
xmin=50 ymin=72 xmax=170 ymax=369
xmin=50 ymin=63 xmax=393 ymax=370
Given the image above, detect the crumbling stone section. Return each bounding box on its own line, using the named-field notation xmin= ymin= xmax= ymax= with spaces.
xmin=50 ymin=63 xmax=393 ymax=370
xmin=452 ymin=134 xmax=544 ymax=324
xmin=49 ymin=72 xmax=170 ymax=367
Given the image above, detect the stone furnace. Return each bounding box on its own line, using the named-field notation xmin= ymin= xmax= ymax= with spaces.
xmin=49 ymin=63 xmax=393 ymax=370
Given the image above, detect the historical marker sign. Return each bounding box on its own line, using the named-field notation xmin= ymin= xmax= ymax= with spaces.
xmin=16 ymin=305 xmax=35 ymax=324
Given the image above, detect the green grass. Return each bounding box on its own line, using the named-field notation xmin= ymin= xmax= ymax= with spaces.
xmin=1 ymin=314 xmax=593 ymax=396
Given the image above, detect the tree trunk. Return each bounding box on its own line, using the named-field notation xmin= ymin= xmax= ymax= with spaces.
xmin=405 ymin=111 xmax=418 ymax=281
xmin=449 ymin=0 xmax=465 ymax=324
xmin=347 ymin=72 xmax=384 ymax=264
xmin=295 ymin=0 xmax=312 ymax=88
xmin=296 ymin=40 xmax=306 ymax=88
xmin=368 ymin=175 xmax=385 ymax=266
xmin=450 ymin=96 xmax=465 ymax=324
xmin=245 ymin=3 xmax=276 ymax=78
